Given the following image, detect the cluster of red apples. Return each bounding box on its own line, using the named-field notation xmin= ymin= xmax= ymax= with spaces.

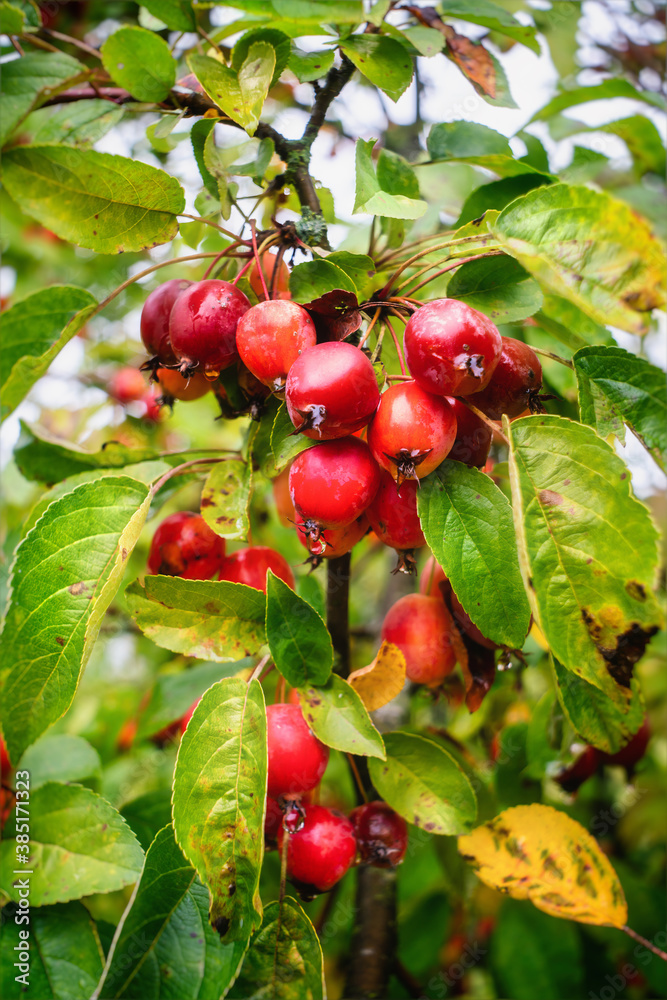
xmin=139 ymin=252 xmax=546 ymax=688
xmin=264 ymin=702 xmax=408 ymax=897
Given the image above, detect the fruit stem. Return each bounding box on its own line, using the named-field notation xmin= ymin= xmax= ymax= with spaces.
xmin=386 ymin=311 xmax=408 ymax=377
xmin=397 ymin=249 xmax=504 ymax=296
xmin=357 ymin=306 xmax=382 ymax=349
xmin=202 ymin=240 xmax=246 ymax=279
xmin=347 ymin=754 xmax=369 ymax=804
xmin=150 ymin=457 xmax=227 ymax=496
xmin=622 ymin=925 xmax=667 ymax=962
xmin=457 ymin=399 xmax=509 ymax=447
xmin=327 ymin=553 xmax=351 ymax=677
xmin=231 ymin=258 xmax=254 ymax=286
xmin=379 ymin=233 xmax=499 ymax=296
xmin=248 ymin=653 xmax=271 ymax=684
xmin=179 ymin=212 xmax=245 ymax=243
xmin=527 ymin=344 xmax=574 ymax=369
xmin=250 ymin=220 xmax=270 ymax=300
xmin=96 ymin=252 xmax=229 ymax=314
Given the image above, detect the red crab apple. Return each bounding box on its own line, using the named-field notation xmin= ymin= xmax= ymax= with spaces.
xmin=289 ymin=437 xmax=381 ymax=546
xmin=140 ymin=279 xmax=192 ymax=365
xmin=266 ymin=703 xmax=329 ymax=799
xmin=220 ymin=546 xmax=294 ymax=593
xmin=472 ymin=337 xmax=543 ymax=419
xmin=446 ymin=398 xmax=492 ymax=467
xmin=278 ymin=803 xmax=357 ymax=894
xmin=368 ymin=381 xmax=456 ymax=484
xmin=235 ymin=299 xmax=316 ymax=391
xmin=169 ymin=279 xmax=250 ymax=377
xmin=349 ymin=800 xmax=408 ymax=868
xmin=147 ymin=511 xmax=225 ymax=580
xmin=285 ymin=341 xmax=380 ymax=439
xmin=404 ymin=298 xmax=502 ymax=397
xmin=381 ymin=594 xmax=456 ymax=687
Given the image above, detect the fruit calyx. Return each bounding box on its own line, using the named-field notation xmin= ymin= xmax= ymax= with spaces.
xmin=384 ymin=447 xmax=432 ymax=487
xmin=392 ymin=548 xmax=418 ymax=576
xmin=292 ymin=404 xmax=327 ymax=436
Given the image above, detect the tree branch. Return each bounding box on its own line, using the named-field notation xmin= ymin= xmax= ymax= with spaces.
xmin=302 ymin=54 xmax=356 ymax=146
xmin=345 ymin=866 xmax=398 ymax=999
xmin=327 ymin=553 xmax=351 ymax=677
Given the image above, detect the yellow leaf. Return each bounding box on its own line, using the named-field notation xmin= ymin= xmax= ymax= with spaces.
xmin=348 ymin=641 xmax=406 ymax=712
xmin=458 ymin=804 xmax=628 ymax=928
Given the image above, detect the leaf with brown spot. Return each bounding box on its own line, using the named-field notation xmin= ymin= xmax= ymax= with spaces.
xmin=507 ymin=415 xmax=663 ymax=706
xmin=296 ymin=674 xmax=385 ymax=760
xmin=368 ymin=732 xmax=476 ymax=834
xmin=227 ymin=897 xmax=325 ymax=1000
xmin=348 ymin=641 xmax=406 ymax=712
xmin=125 ymin=577 xmax=266 ymax=662
xmin=201 ymin=459 xmax=252 ymax=541
xmin=458 ymin=804 xmax=628 ymax=928
xmin=172 ymin=678 xmax=267 ymax=942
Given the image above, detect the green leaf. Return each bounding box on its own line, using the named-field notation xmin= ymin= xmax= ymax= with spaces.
xmin=491 ymin=183 xmax=667 ymax=335
xmin=440 ymin=0 xmax=540 ymax=52
xmin=368 ymin=732 xmax=477 ymax=834
xmin=507 ymin=415 xmax=664 ymax=704
xmin=428 ymin=121 xmax=512 ymax=160
xmin=0 ymin=1 xmax=25 ymax=34
xmin=0 ymin=901 xmax=104 ymax=1000
xmin=530 ymin=80 xmax=665 ymax=123
xmin=376 ymin=148 xmax=422 ymax=202
xmin=21 ymin=463 xmax=169 ymax=539
xmin=101 ymin=25 xmax=176 ymax=102
xmin=187 ymin=48 xmax=274 ymax=137
xmin=271 ymin=0 xmax=363 ymax=23
xmin=447 ymin=255 xmax=543 ymax=323
xmin=136 ymin=660 xmax=251 ymax=741
xmin=126 ymin=576 xmax=266 ymax=661
xmin=227 ymin=897 xmax=325 ymax=1000
xmin=296 ymin=675 xmax=385 ymax=759
xmin=388 ymin=24 xmax=444 ymax=57
xmin=326 ymin=251 xmax=376 ymax=298
xmin=288 ymin=45 xmax=334 ymax=82
xmin=99 ymin=825 xmax=245 ymax=998
xmin=490 ymin=898 xmax=584 ymax=1000
xmin=24 ymin=99 xmax=125 ymax=146
xmin=551 ymin=656 xmax=645 ymax=756
xmin=457 ymin=174 xmax=552 ymax=227
xmin=172 ymin=678 xmax=267 ymax=941
xmin=417 ymin=461 xmax=531 ymax=648
xmin=232 ymin=28 xmax=290 ymax=87
xmin=265 ymin=571 xmax=333 ymax=687
xmin=0 ymin=286 xmax=97 ymax=420
xmin=354 ymin=138 xmax=427 ymax=219
xmin=536 ymin=294 xmax=614 ymax=352
xmin=190 ymin=118 xmax=219 ymax=199
xmin=574 ymin=345 xmax=667 ymax=472
xmin=341 ymin=34 xmax=413 ymax=102
xmin=598 ymin=115 xmax=666 ymax=178
xmin=201 ymin=458 xmax=253 ymax=540
xmin=134 ymin=0 xmax=196 ymax=31
xmin=0 ymin=477 xmax=151 ymax=762
xmin=2 ymin=146 xmax=185 ymax=253
xmin=269 ymin=401 xmax=310 ymax=473
xmin=289 ymin=258 xmax=357 ymax=303
xmin=18 ymin=734 xmax=101 ymax=789
xmin=13 ymin=421 xmax=163 ymax=483
xmin=0 ymin=51 xmax=89 ymax=148
xmin=0 ymin=783 xmax=143 ymax=906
